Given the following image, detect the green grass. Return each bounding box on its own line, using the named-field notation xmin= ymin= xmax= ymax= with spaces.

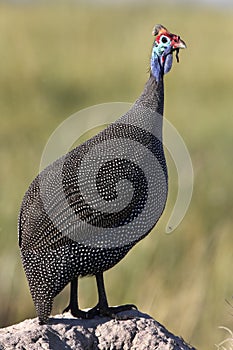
xmin=0 ymin=2 xmax=233 ymax=349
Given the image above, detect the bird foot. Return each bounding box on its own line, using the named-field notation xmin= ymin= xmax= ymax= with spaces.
xmin=98 ymin=304 xmax=138 ymax=320
xmin=63 ymin=303 xmax=137 ymax=320
xmin=62 ymin=303 xmax=88 ymax=318
xmin=83 ymin=303 xmax=137 ymax=320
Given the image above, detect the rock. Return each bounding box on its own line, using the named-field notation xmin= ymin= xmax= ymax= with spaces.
xmin=0 ymin=310 xmax=196 ymax=350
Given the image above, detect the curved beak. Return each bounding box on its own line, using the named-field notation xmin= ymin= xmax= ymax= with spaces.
xmin=173 ymin=38 xmax=187 ymax=50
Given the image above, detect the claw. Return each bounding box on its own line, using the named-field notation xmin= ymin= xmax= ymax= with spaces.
xmin=62 ymin=302 xmax=88 ymax=318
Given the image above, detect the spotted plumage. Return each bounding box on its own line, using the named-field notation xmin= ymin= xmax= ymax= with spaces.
xmin=19 ymin=24 xmax=186 ymax=324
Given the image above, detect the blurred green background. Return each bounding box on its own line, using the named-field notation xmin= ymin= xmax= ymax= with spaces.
xmin=0 ymin=1 xmax=232 ymax=349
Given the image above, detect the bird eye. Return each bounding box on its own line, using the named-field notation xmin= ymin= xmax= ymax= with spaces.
xmin=161 ymin=36 xmax=168 ymax=44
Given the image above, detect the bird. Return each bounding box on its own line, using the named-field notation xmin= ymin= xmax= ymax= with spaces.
xmin=18 ymin=24 xmax=186 ymax=324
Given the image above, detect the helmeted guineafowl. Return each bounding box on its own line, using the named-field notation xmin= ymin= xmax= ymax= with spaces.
xmin=18 ymin=24 xmax=186 ymax=324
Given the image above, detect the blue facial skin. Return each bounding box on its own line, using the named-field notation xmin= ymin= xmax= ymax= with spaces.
xmin=150 ymin=35 xmax=174 ymax=82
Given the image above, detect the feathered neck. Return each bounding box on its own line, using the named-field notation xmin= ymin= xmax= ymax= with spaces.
xmin=134 ymin=73 xmax=164 ymax=116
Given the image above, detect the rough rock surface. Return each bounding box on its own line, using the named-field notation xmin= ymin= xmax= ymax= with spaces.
xmin=0 ymin=310 xmax=196 ymax=350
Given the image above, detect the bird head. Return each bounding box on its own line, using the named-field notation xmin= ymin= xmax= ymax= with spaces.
xmin=150 ymin=24 xmax=186 ymax=82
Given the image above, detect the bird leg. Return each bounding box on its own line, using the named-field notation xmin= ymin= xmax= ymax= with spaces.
xmin=63 ymin=273 xmax=137 ymax=320
xmin=63 ymin=277 xmax=87 ymax=318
